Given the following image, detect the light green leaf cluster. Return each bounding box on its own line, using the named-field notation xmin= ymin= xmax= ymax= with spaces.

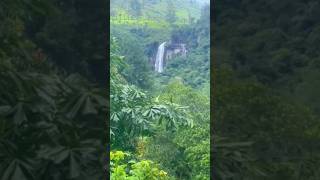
xmin=110 ymin=151 xmax=171 ymax=180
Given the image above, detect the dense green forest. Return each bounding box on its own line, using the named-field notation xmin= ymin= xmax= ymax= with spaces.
xmin=0 ymin=0 xmax=107 ymax=179
xmin=110 ymin=0 xmax=210 ymax=179
xmin=214 ymin=0 xmax=320 ymax=179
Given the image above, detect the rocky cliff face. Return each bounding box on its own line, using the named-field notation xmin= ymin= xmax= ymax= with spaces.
xmin=166 ymin=43 xmax=187 ymax=60
xmin=150 ymin=42 xmax=187 ymax=72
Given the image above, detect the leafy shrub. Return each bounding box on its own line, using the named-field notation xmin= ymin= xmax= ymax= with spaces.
xmin=110 ymin=150 xmax=172 ymax=180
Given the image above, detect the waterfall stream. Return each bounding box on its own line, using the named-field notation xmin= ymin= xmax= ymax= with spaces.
xmin=154 ymin=42 xmax=166 ymax=73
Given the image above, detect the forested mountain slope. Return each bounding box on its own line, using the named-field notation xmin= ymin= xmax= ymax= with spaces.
xmin=110 ymin=0 xmax=210 ymax=91
xmin=213 ymin=0 xmax=320 ymax=179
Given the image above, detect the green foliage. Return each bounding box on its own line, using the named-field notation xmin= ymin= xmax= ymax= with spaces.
xmin=110 ymin=30 xmax=153 ymax=89
xmin=110 ymin=9 xmax=171 ymax=29
xmin=157 ymin=6 xmax=210 ymax=89
xmin=138 ymin=81 xmax=210 ymax=179
xmin=174 ymin=127 xmax=210 ymax=180
xmin=31 ymin=0 xmax=107 ymax=83
xmin=130 ymin=0 xmax=142 ymax=17
xmin=159 ymin=79 xmax=209 ymax=124
xmin=165 ymin=0 xmax=177 ymax=24
xmin=110 ymin=151 xmax=171 ymax=180
xmin=0 ymin=66 xmax=106 ymax=179
xmin=110 ymin=38 xmax=192 ymax=151
xmin=214 ymin=1 xmax=320 ymax=178
xmin=110 ymin=1 xmax=210 ymax=180
xmin=213 ymin=68 xmax=320 ymax=179
xmin=111 ymin=0 xmax=202 ymax=26
xmin=0 ymin=1 xmax=107 ymax=179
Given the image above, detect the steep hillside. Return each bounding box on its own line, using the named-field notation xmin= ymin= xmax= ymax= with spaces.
xmin=110 ymin=0 xmax=206 ymax=24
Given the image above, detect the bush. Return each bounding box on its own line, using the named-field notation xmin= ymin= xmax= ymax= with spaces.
xmin=110 ymin=150 xmax=172 ymax=180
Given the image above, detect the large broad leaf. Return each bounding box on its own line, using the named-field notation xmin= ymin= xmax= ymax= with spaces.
xmin=111 ymin=113 xmax=120 ymax=122
xmin=37 ymin=138 xmax=98 ymax=179
xmin=38 ymin=146 xmax=69 ymax=164
xmin=10 ymin=165 xmax=28 ymax=180
xmin=12 ymin=103 xmax=27 ymax=125
xmin=64 ymin=91 xmax=103 ymax=118
xmin=91 ymin=94 xmax=108 ymax=108
xmin=35 ymin=87 xmax=56 ymax=107
xmin=69 ymin=153 xmax=81 ymax=179
xmin=82 ymin=96 xmax=98 ymax=115
xmin=64 ymin=94 xmax=86 ymax=119
xmin=1 ymin=160 xmax=34 ymax=180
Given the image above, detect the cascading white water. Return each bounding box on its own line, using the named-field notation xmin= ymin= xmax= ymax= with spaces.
xmin=154 ymin=42 xmax=166 ymax=73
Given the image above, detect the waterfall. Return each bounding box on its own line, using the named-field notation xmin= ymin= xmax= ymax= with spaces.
xmin=154 ymin=42 xmax=166 ymax=73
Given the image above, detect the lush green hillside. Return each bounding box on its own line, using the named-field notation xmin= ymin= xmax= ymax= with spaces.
xmin=110 ymin=0 xmax=210 ymax=91
xmin=110 ymin=1 xmax=210 ymax=179
xmin=157 ymin=6 xmax=210 ymax=90
xmin=110 ymin=0 xmax=206 ymax=28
